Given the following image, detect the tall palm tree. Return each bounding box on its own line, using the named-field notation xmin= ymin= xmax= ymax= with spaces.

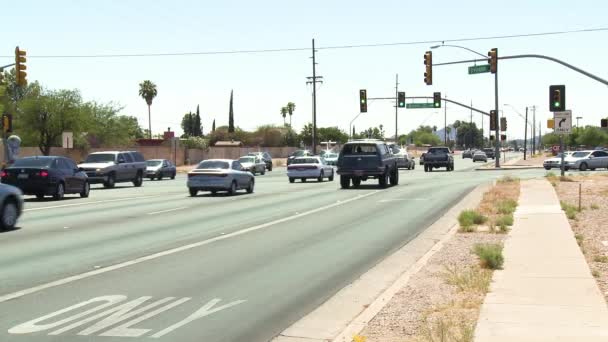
xmin=280 ymin=107 xmax=288 ymax=126
xmin=138 ymin=80 xmax=158 ymax=139
xmin=286 ymin=102 xmax=296 ymax=126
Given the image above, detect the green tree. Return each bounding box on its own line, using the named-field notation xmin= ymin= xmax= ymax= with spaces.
xmin=318 ymin=126 xmax=349 ymax=144
xmin=212 ymin=119 xmax=216 ymax=132
xmin=300 ymin=123 xmax=313 ymax=147
xmin=455 ymin=122 xmax=483 ymax=148
xmin=194 ymin=105 xmax=202 ymax=136
xmin=228 ymin=90 xmax=235 ymax=133
xmin=138 ymin=80 xmax=157 ymax=139
xmin=542 ymin=133 xmax=560 ymax=146
xmin=286 ymin=102 xmax=296 ymax=126
xmin=280 ymin=106 xmax=288 ymax=126
xmin=84 ymin=102 xmax=143 ymax=147
xmin=181 ymin=112 xmax=195 ymax=137
xmin=577 ymin=126 xmax=608 ymax=147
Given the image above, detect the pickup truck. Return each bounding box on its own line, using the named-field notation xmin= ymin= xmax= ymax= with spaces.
xmin=423 ymin=146 xmax=454 ymax=172
xmin=483 ymin=148 xmax=496 ymax=159
xmin=78 ymin=151 xmax=147 ymax=188
xmin=336 ymin=139 xmax=398 ymax=188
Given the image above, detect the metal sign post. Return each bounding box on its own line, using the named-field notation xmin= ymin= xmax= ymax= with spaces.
xmin=553 ymin=110 xmax=572 ymax=176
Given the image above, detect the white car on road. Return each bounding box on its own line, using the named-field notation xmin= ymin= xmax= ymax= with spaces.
xmin=187 ymin=159 xmax=254 ymax=196
xmin=543 ymin=152 xmax=573 ymax=170
xmin=564 ymin=150 xmax=608 ymax=171
xmin=287 ymin=156 xmax=335 ymax=183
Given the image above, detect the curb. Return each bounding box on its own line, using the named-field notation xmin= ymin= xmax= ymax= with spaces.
xmin=475 ymin=166 xmax=543 ymax=171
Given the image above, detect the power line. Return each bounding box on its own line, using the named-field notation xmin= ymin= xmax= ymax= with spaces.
xmin=2 ymin=27 xmax=607 ymax=59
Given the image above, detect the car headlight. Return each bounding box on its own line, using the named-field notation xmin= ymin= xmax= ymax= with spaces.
xmin=96 ymin=168 xmax=102 ymax=172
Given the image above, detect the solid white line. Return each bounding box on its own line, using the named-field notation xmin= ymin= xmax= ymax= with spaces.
xmin=24 ymin=195 xmax=161 ymax=212
xmin=147 ymin=207 xmax=189 ymax=215
xmin=0 ymin=190 xmax=380 ymax=303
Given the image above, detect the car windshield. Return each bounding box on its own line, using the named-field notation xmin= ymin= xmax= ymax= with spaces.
xmin=11 ymin=158 xmax=54 ymax=168
xmin=325 ymin=153 xmax=337 ymax=158
xmin=428 ymin=148 xmax=449 ymax=154
xmin=572 ymin=152 xmax=590 ymax=158
xmin=292 ymin=158 xmax=318 ymax=164
xmin=146 ymin=160 xmax=163 ymax=167
xmin=342 ymin=144 xmax=377 ymax=155
xmin=85 ymin=154 xmax=116 ymax=163
xmin=197 ymin=160 xmax=230 ymax=169
xmin=239 ymin=157 xmax=255 ymax=163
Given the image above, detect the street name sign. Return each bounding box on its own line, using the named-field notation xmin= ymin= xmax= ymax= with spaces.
xmin=468 ymin=64 xmax=491 ymax=75
xmin=406 ymin=103 xmax=435 ymax=109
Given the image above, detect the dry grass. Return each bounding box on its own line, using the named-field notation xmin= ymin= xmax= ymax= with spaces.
xmin=442 ymin=265 xmax=492 ymax=294
xmin=476 ymin=177 xmax=520 ymax=232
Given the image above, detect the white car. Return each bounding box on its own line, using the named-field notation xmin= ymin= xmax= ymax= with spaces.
xmin=238 ymin=156 xmax=266 ymax=175
xmin=187 ymin=159 xmax=255 ymax=196
xmin=543 ymin=152 xmax=573 ymax=170
xmin=564 ymin=150 xmax=608 ymax=171
xmin=323 ymin=152 xmax=339 ymax=166
xmin=287 ymin=156 xmax=335 ymax=183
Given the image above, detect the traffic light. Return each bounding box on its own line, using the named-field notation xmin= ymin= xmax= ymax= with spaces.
xmin=549 ymin=85 xmax=565 ymax=112
xmin=489 ymin=110 xmax=498 ymax=131
xmin=433 ymin=92 xmax=441 ymax=108
xmin=15 ymin=46 xmax=27 ymax=87
xmin=424 ymin=51 xmax=432 ymax=85
xmin=547 ymin=119 xmax=555 ymax=129
xmin=500 ymin=117 xmax=507 ymax=131
xmin=490 ymin=135 xmax=495 ymax=141
xmin=2 ymin=114 xmax=12 ymax=133
xmin=500 ymin=134 xmax=507 ymax=141
xmin=488 ymin=48 xmax=497 ymax=74
xmin=359 ymin=89 xmax=367 ymax=113
xmin=601 ymin=119 xmax=608 ymax=128
xmin=398 ymin=92 xmax=405 ymax=108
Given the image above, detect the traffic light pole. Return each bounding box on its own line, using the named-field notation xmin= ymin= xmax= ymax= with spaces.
xmin=524 ymin=107 xmax=528 ymax=160
xmin=494 ymin=71 xmax=500 ymax=167
xmin=395 ymin=74 xmax=399 ymax=144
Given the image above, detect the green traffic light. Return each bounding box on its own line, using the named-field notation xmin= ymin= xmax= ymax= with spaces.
xmin=434 ymin=103 xmax=439 ymax=107
xmin=361 ymin=100 xmax=366 ymax=104
xmin=554 ymin=102 xmax=560 ymax=107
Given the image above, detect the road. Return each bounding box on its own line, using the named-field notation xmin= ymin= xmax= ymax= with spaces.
xmin=0 ymin=155 xmax=544 ymax=342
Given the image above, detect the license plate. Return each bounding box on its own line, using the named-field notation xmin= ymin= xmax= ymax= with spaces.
xmin=18 ymin=174 xmax=29 ymax=179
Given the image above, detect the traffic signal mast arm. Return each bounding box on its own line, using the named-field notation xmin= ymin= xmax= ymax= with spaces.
xmin=406 ymin=96 xmax=491 ymax=116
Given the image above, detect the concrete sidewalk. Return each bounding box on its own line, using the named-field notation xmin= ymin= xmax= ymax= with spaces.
xmin=475 ymin=179 xmax=608 ymax=341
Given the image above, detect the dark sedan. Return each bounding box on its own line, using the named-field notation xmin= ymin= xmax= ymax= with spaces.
xmin=1 ymin=156 xmax=89 ymax=200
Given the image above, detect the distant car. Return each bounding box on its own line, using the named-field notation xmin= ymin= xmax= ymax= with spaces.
xmin=563 ymin=150 xmax=608 ymax=171
xmin=145 ymin=159 xmax=176 ymax=180
xmin=287 ymin=150 xmax=313 ymax=165
xmin=2 ymin=156 xmax=90 ymax=200
xmin=238 ymin=156 xmax=266 ymax=175
xmin=472 ymin=151 xmax=488 ymax=162
xmin=187 ymin=159 xmax=254 ymax=196
xmin=543 ymin=152 xmax=573 ymax=170
xmin=287 ymin=156 xmax=334 ymax=183
xmin=462 ymin=149 xmax=475 ymax=159
xmin=323 ymin=152 xmax=339 ymax=165
xmin=0 ymin=183 xmax=24 ymax=230
xmin=247 ymin=152 xmax=273 ymax=171
xmin=482 ymin=148 xmax=496 ymax=159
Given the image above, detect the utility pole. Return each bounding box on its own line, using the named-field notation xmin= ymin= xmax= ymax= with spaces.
xmin=444 ymin=94 xmax=447 ymax=145
xmin=306 ymin=39 xmax=323 ymax=154
xmin=470 ymin=99 xmax=473 ymax=148
xmin=524 ymin=107 xmax=528 ymax=160
xmin=395 ymin=74 xmax=399 ymax=143
xmin=494 ymin=68 xmax=500 ymax=167
xmin=531 ymin=105 xmax=536 ymax=156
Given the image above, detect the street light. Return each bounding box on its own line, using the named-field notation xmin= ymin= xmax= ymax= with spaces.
xmin=576 ymin=116 xmax=583 ymax=129
xmin=430 ymin=44 xmax=488 ymax=59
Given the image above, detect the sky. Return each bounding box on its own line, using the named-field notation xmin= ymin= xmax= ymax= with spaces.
xmin=2 ymin=0 xmax=608 ymax=140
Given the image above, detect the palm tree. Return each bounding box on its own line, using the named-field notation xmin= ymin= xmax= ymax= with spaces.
xmin=280 ymin=107 xmax=288 ymax=126
xmin=286 ymin=102 xmax=296 ymax=126
xmin=138 ymin=80 xmax=158 ymax=139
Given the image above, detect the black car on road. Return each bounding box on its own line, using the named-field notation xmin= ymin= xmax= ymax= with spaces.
xmin=1 ymin=156 xmax=90 ymax=200
xmin=482 ymin=148 xmax=496 ymax=159
xmin=423 ymin=147 xmax=454 ymax=172
xmin=337 ymin=139 xmax=398 ymax=188
xmin=287 ymin=150 xmax=313 ymax=166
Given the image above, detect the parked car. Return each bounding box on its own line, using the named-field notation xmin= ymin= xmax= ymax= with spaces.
xmin=2 ymin=156 xmax=89 ymax=200
xmin=563 ymin=150 xmax=608 ymax=171
xmin=423 ymin=147 xmax=454 ymax=172
xmin=543 ymin=152 xmax=573 ymax=170
xmin=187 ymin=159 xmax=254 ymax=196
xmin=323 ymin=152 xmax=339 ymax=165
xmin=472 ymin=151 xmax=488 ymax=162
xmin=145 ymin=159 xmax=176 ymax=180
xmin=78 ymin=151 xmax=146 ymax=188
xmin=287 ymin=156 xmax=335 ymax=183
xmin=287 ymin=150 xmax=313 ymax=166
xmin=462 ymin=149 xmax=476 ymax=159
xmin=247 ymin=152 xmax=273 ymax=171
xmin=336 ymin=139 xmax=398 ymax=188
xmin=482 ymin=148 xmax=496 ymax=159
xmin=0 ymin=183 xmax=24 ymax=230
xmin=238 ymin=156 xmax=266 ymax=175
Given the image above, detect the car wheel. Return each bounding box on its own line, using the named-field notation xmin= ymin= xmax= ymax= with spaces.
xmin=268 ymin=164 xmax=273 ymax=171
xmin=352 ymin=177 xmax=361 ymax=187
xmin=148 ymin=177 xmax=154 ymax=180
xmin=424 ymin=165 xmax=428 ymax=172
xmin=318 ymin=171 xmax=324 ymax=182
xmin=53 ymin=183 xmax=65 ymax=201
xmin=228 ymin=181 xmax=237 ymax=195
xmin=389 ymin=167 xmax=399 ymax=186
xmin=379 ymin=169 xmax=388 ymax=188
xmin=189 ymin=188 xmax=198 ymax=197
xmin=590 ymin=168 xmax=596 ymax=171
xmin=133 ymin=173 xmax=143 ymax=187
xmin=544 ymin=166 xmax=551 ymax=170
xmin=157 ymin=174 xmax=163 ymax=181
xmin=289 ymin=177 xmax=295 ymax=183
xmin=104 ymin=173 xmax=116 ymax=189
xmin=328 ymin=170 xmax=334 ymax=181
xmin=340 ymin=175 xmax=350 ymax=189
xmin=80 ymin=182 xmax=90 ymax=198
xmin=412 ymin=163 xmax=415 ymax=170
xmin=579 ymin=163 xmax=588 ymax=172
xmin=246 ymin=179 xmax=254 ymax=193
xmin=261 ymin=169 xmax=266 ymax=175
xmin=171 ymin=172 xmax=176 ymax=180
xmin=301 ymin=178 xmax=307 ymax=183
xmin=36 ymin=194 xmax=45 ymax=200
xmin=565 ymin=167 xmax=570 ymax=171
xmin=0 ymin=200 xmax=18 ymax=230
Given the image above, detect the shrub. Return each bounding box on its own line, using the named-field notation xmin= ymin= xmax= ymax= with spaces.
xmin=593 ymin=255 xmax=608 ymax=263
xmin=561 ymin=201 xmax=578 ymax=220
xmin=498 ymin=176 xmax=519 ymax=183
xmin=545 ymin=171 xmax=556 ymax=178
xmin=575 ymin=233 xmax=584 ymax=247
xmin=473 ymin=243 xmax=504 ymax=270
xmin=443 ymin=265 xmax=492 ymax=294
xmin=592 ymin=270 xmax=600 ymax=278
xmin=458 ymin=210 xmax=487 ymax=231
xmin=559 ymin=176 xmax=575 ymax=182
xmin=496 ymin=214 xmax=514 ymax=227
xmin=591 ymin=203 xmax=600 ymax=210
xmin=497 ymin=199 xmax=518 ymax=214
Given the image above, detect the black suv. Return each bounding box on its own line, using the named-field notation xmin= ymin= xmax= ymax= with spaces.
xmin=336 ymin=140 xmax=398 ymax=188
xmin=423 ymin=146 xmax=454 ymax=172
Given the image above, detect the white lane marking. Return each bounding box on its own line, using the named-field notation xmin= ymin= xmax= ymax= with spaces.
xmin=378 ymin=198 xmax=429 ymax=202
xmin=150 ymin=298 xmax=247 ymax=338
xmin=0 ymin=191 xmax=380 ymax=303
xmin=147 ymin=207 xmax=189 ymax=215
xmin=24 ymin=196 xmax=160 ymax=212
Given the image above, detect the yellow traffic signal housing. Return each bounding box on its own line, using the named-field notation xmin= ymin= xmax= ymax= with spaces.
xmin=2 ymin=114 xmax=12 ymax=133
xmin=489 ymin=110 xmax=498 ymax=130
xmin=488 ymin=48 xmax=497 ymax=74
xmin=547 ymin=119 xmax=555 ymax=129
xmin=15 ymin=46 xmax=27 ymax=87
xmin=500 ymin=117 xmax=507 ymax=131
xmin=424 ymin=51 xmax=432 ymax=85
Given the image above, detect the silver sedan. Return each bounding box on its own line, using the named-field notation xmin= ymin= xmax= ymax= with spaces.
xmin=472 ymin=151 xmax=488 ymax=162
xmin=238 ymin=156 xmax=266 ymax=175
xmin=187 ymin=159 xmax=255 ymax=196
xmin=287 ymin=156 xmax=335 ymax=183
xmin=0 ymin=183 xmax=24 ymax=230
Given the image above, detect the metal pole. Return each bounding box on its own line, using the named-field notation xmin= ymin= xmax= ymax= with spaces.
xmin=560 ymin=135 xmax=565 ymax=176
xmin=312 ymin=39 xmax=317 ymax=155
xmin=481 ymin=111 xmax=484 ymax=147
xmin=395 ymin=74 xmax=398 ymax=143
xmin=532 ymin=106 xmax=536 ymax=155
xmin=148 ymin=105 xmax=152 ymax=139
xmin=444 ymin=94 xmax=447 ymax=145
xmin=470 ymin=99 xmax=473 ymax=149
xmin=494 ymin=72 xmax=500 ymax=167
xmin=524 ymin=107 xmax=528 ymax=160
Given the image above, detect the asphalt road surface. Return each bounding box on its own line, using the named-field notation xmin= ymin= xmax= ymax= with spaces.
xmin=0 ymin=156 xmax=547 ymax=342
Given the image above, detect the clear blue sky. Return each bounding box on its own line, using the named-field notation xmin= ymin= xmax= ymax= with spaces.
xmin=2 ymin=0 xmax=608 ymax=139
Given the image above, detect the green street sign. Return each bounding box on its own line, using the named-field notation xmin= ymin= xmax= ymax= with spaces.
xmin=468 ymin=64 xmax=491 ymax=75
xmin=406 ymin=103 xmax=435 ymax=109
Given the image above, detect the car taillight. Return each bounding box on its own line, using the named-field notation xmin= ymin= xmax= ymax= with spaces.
xmin=1 ymin=170 xmax=7 ymax=178
xmin=39 ymin=170 xmax=49 ymax=177
xmin=188 ymin=173 xmax=195 ymax=178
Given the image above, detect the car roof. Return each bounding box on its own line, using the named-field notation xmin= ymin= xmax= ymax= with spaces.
xmin=18 ymin=156 xmax=58 ymax=159
xmin=200 ymin=159 xmax=234 ymax=163
xmin=294 ymin=156 xmax=320 ymax=160
xmin=90 ymin=151 xmax=121 ymax=154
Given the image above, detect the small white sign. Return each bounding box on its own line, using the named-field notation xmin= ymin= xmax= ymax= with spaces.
xmin=553 ymin=110 xmax=572 ymax=135
xmin=62 ymin=131 xmax=74 ymax=149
